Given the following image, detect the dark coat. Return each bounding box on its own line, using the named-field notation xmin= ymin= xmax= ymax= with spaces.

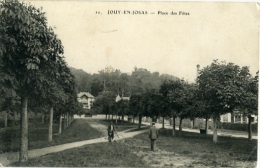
xmin=149 ymin=126 xmax=159 ymax=140
xmin=108 ymin=125 xmax=115 ymax=131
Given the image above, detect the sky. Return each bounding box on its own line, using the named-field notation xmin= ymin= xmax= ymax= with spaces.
xmin=26 ymin=1 xmax=259 ymax=82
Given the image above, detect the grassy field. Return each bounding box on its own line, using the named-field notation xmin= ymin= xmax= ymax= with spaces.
xmin=97 ymin=119 xmax=146 ymax=132
xmin=0 ymin=118 xmax=143 ymax=153
xmin=0 ymin=119 xmax=102 ymax=153
xmin=11 ymin=142 xmax=147 ymax=167
xmin=11 ymin=128 xmax=257 ymax=167
xmin=128 ymin=129 xmax=258 ymax=167
xmin=6 ymin=120 xmax=257 ymax=167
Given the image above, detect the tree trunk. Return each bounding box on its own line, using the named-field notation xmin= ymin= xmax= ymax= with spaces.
xmin=14 ymin=111 xmax=18 ymax=126
xmin=42 ymin=114 xmax=44 ymax=123
xmin=106 ymin=114 xmax=107 ymax=120
xmin=58 ymin=114 xmax=62 ymax=134
xmin=112 ymin=115 xmax=114 ymax=120
xmin=4 ymin=111 xmax=7 ymax=128
xmin=205 ymin=117 xmax=208 ymax=134
xmin=68 ymin=114 xmax=70 ymax=126
xmin=62 ymin=114 xmax=66 ymax=130
xmin=12 ymin=114 xmax=15 ymax=127
xmin=19 ymin=96 xmax=28 ymax=162
xmin=34 ymin=111 xmax=37 ymax=124
xmin=138 ymin=114 xmax=142 ymax=129
xmin=116 ymin=114 xmax=118 ymax=123
xmin=248 ymin=115 xmax=252 ymax=141
xmin=132 ymin=116 xmax=134 ymax=123
xmin=179 ymin=117 xmax=183 ymax=132
xmin=103 ymin=80 xmax=106 ymax=91
xmin=190 ymin=119 xmax=194 ymax=129
xmin=162 ymin=116 xmax=165 ymax=129
xmin=231 ymin=112 xmax=234 ymax=123
xmin=48 ymin=107 xmax=53 ymax=142
xmin=121 ymin=115 xmax=124 ymax=123
xmin=212 ymin=116 xmax=218 ymax=143
xmin=66 ymin=113 xmax=69 ymax=127
xmin=172 ymin=116 xmax=176 ymax=136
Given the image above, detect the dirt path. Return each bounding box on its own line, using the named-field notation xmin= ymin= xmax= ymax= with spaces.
xmin=87 ymin=120 xmax=257 ymax=167
xmin=88 ymin=119 xmax=204 ymax=167
xmin=123 ymin=139 xmax=204 ymax=167
xmin=87 ymin=119 xmax=108 ymax=136
xmin=1 ymin=119 xmax=256 ymax=167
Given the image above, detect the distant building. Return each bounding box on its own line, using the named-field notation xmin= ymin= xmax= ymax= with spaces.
xmin=77 ymin=92 xmax=95 ymax=109
xmin=105 ymin=66 xmax=114 ymax=73
xmin=220 ymin=111 xmax=258 ymax=124
xmin=115 ymin=94 xmax=130 ymax=102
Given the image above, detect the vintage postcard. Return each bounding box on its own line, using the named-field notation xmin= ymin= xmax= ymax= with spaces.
xmin=0 ymin=0 xmax=259 ymax=167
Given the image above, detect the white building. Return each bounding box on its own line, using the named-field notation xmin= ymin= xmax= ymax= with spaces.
xmin=77 ymin=92 xmax=95 ymax=109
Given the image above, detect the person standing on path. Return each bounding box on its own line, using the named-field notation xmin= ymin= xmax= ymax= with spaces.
xmin=149 ymin=122 xmax=159 ymax=151
xmin=107 ymin=121 xmax=115 ymax=141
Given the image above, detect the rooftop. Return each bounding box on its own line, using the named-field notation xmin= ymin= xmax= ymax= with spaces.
xmin=77 ymin=92 xmax=94 ymax=98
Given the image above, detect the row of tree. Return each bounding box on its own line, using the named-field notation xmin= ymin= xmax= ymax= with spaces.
xmin=0 ymin=0 xmax=83 ymax=162
xmin=91 ymin=60 xmax=258 ymax=143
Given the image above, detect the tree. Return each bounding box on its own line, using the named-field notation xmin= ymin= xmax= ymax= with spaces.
xmin=129 ymin=93 xmax=144 ymax=128
xmin=117 ymin=99 xmax=129 ymax=123
xmin=1 ymin=0 xmax=64 ymax=161
xmin=197 ymin=60 xmax=254 ymax=143
xmin=92 ymin=91 xmax=116 ymax=119
xmin=237 ymin=70 xmax=258 ymax=140
xmin=160 ymin=79 xmax=188 ymax=134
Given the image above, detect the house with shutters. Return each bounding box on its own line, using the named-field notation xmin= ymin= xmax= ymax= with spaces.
xmin=77 ymin=92 xmax=95 ymax=109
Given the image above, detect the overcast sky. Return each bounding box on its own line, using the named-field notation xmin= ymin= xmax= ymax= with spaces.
xmin=26 ymin=1 xmax=259 ymax=82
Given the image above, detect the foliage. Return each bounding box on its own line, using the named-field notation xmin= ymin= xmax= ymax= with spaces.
xmin=92 ymin=91 xmax=116 ymax=115
xmin=197 ymin=60 xmax=256 ymax=117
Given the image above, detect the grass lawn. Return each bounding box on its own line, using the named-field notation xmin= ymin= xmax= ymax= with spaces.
xmin=0 ymin=119 xmax=102 ymax=153
xmin=11 ymin=142 xmax=147 ymax=167
xmin=127 ymin=129 xmax=257 ymax=167
xmin=98 ymin=119 xmax=146 ymax=132
xmin=8 ymin=122 xmax=257 ymax=167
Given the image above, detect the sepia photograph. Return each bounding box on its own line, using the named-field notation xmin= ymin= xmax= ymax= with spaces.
xmin=0 ymin=0 xmax=259 ymax=167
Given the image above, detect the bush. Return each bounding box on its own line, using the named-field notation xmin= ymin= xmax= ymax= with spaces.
xmin=217 ymin=122 xmax=258 ymax=132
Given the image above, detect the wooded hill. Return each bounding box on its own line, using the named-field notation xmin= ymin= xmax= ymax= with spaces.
xmin=69 ymin=66 xmax=179 ymax=97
